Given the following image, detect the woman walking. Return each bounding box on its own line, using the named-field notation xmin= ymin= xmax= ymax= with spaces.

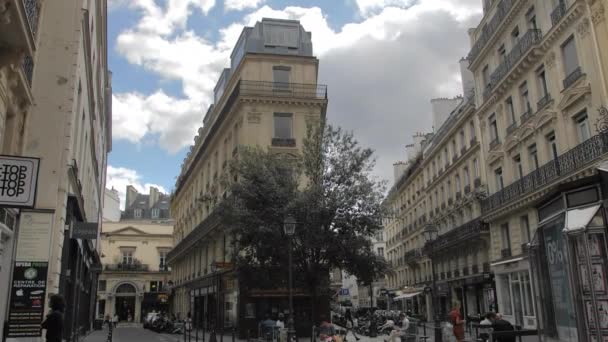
xmin=449 ymin=302 xmax=466 ymax=342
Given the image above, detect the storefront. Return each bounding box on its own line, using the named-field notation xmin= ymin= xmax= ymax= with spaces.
xmin=530 ymin=182 xmax=608 ymax=341
xmin=492 ymin=259 xmax=536 ymax=329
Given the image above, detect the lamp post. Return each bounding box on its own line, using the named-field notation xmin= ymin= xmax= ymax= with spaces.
xmin=423 ymin=224 xmax=442 ymax=342
xmin=210 ymin=262 xmax=219 ymax=342
xmin=283 ymin=215 xmax=297 ymax=342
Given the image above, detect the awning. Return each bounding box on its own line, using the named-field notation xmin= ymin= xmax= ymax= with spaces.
xmin=563 ymin=204 xmax=601 ymax=233
xmin=394 ymin=292 xmax=421 ymax=300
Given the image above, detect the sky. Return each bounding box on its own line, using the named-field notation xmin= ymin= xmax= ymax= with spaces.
xmin=105 ymin=0 xmax=484 ymax=208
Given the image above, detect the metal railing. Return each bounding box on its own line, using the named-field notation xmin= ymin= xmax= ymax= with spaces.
xmin=105 ymin=263 xmax=149 ymax=271
xmin=424 ymin=218 xmax=489 ymax=253
xmin=520 ymin=109 xmax=534 ymax=125
xmin=271 ymin=137 xmax=296 ymax=147
xmin=551 ymin=1 xmax=568 ymax=27
xmin=506 ymin=122 xmax=518 ymax=134
xmin=490 ymin=137 xmax=501 ymax=150
xmin=489 ymin=29 xmax=542 ymax=91
xmin=482 ymin=132 xmax=608 ymax=213
xmin=23 ymin=0 xmax=39 ymax=36
xmin=22 ymin=55 xmax=33 ymax=86
xmin=563 ymin=66 xmax=583 ymax=89
xmin=467 ymin=0 xmax=516 ymax=64
xmin=239 ymin=80 xmax=327 ymax=99
xmin=537 ymin=93 xmax=552 ymax=111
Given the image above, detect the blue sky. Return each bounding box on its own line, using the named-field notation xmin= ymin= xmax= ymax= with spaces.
xmin=105 ymin=0 xmax=482 ymax=207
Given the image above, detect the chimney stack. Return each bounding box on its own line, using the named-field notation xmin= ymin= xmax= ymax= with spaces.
xmin=125 ymin=185 xmax=138 ymax=208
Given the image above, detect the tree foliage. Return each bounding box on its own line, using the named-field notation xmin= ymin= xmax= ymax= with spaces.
xmin=219 ymin=121 xmax=388 ymax=310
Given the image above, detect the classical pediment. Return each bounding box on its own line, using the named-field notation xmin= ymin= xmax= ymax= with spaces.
xmin=106 ymin=226 xmax=149 ymax=236
xmin=558 ymin=85 xmax=591 ymax=111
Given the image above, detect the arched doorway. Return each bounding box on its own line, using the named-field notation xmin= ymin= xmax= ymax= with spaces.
xmin=115 ymin=283 xmax=136 ymax=322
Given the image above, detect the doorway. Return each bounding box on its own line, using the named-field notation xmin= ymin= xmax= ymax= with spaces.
xmin=115 ymin=283 xmax=137 ymax=321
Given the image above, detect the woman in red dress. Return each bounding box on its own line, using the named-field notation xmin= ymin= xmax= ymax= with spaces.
xmin=449 ymin=302 xmax=466 ymax=342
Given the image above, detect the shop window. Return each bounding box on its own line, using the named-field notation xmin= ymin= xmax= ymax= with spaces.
xmin=498 ymin=275 xmax=513 ymax=315
xmin=538 ymin=196 xmax=564 ymax=222
xmin=566 ymin=187 xmax=599 ymax=208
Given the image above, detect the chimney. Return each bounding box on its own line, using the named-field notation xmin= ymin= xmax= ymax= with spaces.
xmin=126 ymin=185 xmax=138 ymax=208
xmin=460 ymin=58 xmax=475 ymax=100
xmin=413 ymin=132 xmax=427 ymax=154
xmin=468 ymin=28 xmax=476 ymax=47
xmin=149 ymin=187 xmax=159 ymax=209
xmin=430 ymin=97 xmax=462 ymax=132
xmin=405 ymin=144 xmax=416 ymax=162
xmin=393 ymin=162 xmax=408 ymax=182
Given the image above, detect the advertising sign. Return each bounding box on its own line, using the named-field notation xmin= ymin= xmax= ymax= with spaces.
xmin=6 ymin=261 xmax=48 ymax=338
xmin=72 ymin=221 xmax=99 ymax=240
xmin=15 ymin=211 xmax=53 ymax=262
xmin=0 ymin=155 xmax=40 ymax=208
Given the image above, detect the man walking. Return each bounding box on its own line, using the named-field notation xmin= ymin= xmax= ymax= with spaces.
xmin=41 ymin=295 xmax=65 ymax=342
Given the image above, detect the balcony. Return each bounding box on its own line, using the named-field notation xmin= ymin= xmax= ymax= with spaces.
xmin=474 ymin=178 xmax=482 ymax=188
xmin=489 ymin=137 xmax=501 ymax=150
xmin=461 ymin=146 xmax=467 ymax=155
xmin=487 ymin=29 xmax=543 ymax=96
xmin=551 ymin=1 xmax=567 ymax=27
xmin=240 ymin=80 xmax=327 ymax=99
xmin=0 ymin=0 xmax=39 ymax=56
xmin=506 ymin=122 xmax=518 ymax=135
xmin=105 ymin=263 xmax=150 ymax=272
xmin=501 ymin=248 xmax=512 ymax=258
xmin=563 ymin=67 xmax=584 ymax=90
xmin=520 ymin=109 xmax=534 ymax=125
xmin=404 ymin=248 xmax=422 ymax=265
xmin=425 ymin=218 xmax=489 ymax=253
xmin=537 ymin=93 xmax=552 ymax=111
xmin=482 ymin=132 xmax=608 ymax=213
xmin=271 ymin=137 xmax=296 ymax=147
xmin=167 ymin=209 xmax=223 ymax=263
xmin=467 ymin=0 xmax=516 ymax=64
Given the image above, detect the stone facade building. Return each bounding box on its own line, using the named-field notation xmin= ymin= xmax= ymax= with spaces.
xmin=167 ymin=18 xmax=327 ymax=337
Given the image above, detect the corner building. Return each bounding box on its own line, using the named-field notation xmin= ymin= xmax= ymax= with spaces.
xmin=167 ymin=19 xmax=327 ymax=337
xmin=468 ymin=0 xmax=608 ymax=339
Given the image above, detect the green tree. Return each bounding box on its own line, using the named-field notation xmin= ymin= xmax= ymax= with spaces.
xmin=220 ymin=122 xmax=387 ymax=323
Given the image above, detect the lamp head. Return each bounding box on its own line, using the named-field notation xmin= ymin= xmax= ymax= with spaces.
xmin=283 ymin=215 xmax=297 ymax=236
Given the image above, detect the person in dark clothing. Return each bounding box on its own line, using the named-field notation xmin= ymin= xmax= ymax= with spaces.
xmin=344 ymin=309 xmax=360 ymax=341
xmin=41 ymin=294 xmax=65 ymax=342
xmin=486 ymin=312 xmax=515 ymax=342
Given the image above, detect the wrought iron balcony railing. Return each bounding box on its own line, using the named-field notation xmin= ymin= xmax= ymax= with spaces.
xmin=537 ymin=93 xmax=552 ymax=111
xmin=239 ymin=80 xmax=327 ymax=99
xmin=474 ymin=178 xmax=482 ymax=188
xmin=271 ymin=137 xmax=296 ymax=147
xmin=563 ymin=67 xmax=584 ymax=90
xmin=424 ymin=218 xmax=489 ymax=253
xmin=551 ymin=1 xmax=568 ymax=27
xmin=461 ymin=146 xmax=467 ymax=155
xmin=22 ymin=55 xmax=34 ymax=86
xmin=501 ymin=248 xmax=512 ymax=258
xmin=23 ymin=0 xmax=40 ymax=36
xmin=105 ymin=263 xmax=149 ymax=272
xmin=488 ymin=29 xmax=542 ymax=92
xmin=490 ymin=137 xmax=501 ymax=150
xmin=482 ymin=132 xmax=608 ymax=213
xmin=467 ymin=0 xmax=516 ymax=64
xmin=506 ymin=122 xmax=518 ymax=135
xmin=520 ymin=109 xmax=534 ymax=125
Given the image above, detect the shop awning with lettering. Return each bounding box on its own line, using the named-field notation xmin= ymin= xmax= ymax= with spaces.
xmin=563 ymin=204 xmax=601 ymax=233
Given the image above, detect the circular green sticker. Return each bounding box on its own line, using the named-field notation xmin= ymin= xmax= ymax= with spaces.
xmin=24 ymin=268 xmax=37 ymax=280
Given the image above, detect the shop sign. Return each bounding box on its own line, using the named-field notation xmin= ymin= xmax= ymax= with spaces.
xmin=15 ymin=211 xmax=53 ymax=262
xmin=339 ymin=288 xmax=350 ymax=296
xmin=72 ymin=222 xmax=99 ymax=240
xmin=158 ymin=294 xmax=168 ymax=303
xmin=6 ymin=261 xmax=48 ymax=338
xmin=0 ymin=155 xmax=40 ymax=208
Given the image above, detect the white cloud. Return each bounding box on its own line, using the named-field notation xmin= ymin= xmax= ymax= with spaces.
xmin=106 ymin=165 xmax=168 ymax=210
xmin=224 ymin=0 xmax=265 ymax=11
xmin=127 ymin=0 xmax=217 ymax=36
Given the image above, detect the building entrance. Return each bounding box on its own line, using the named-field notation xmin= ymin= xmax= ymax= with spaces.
xmin=115 ymin=283 xmax=137 ymax=321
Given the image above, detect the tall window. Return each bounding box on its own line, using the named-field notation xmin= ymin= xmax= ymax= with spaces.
xmin=520 ymin=215 xmax=531 ymax=243
xmin=452 ymin=140 xmax=457 ymax=157
xmin=473 ymin=158 xmax=480 ymax=179
xmin=529 ymin=144 xmax=539 ymax=170
xmin=526 ymin=6 xmax=537 ymax=30
xmin=470 ymin=121 xmax=476 ymax=141
xmin=134 ymin=208 xmax=142 ymax=218
xmin=460 ymin=130 xmax=466 ymax=149
xmin=482 ymin=65 xmax=490 ymax=88
xmin=273 ymin=113 xmax=293 ymax=139
xmin=575 ymin=111 xmax=591 ymax=142
xmin=272 ymin=66 xmax=290 ymax=87
xmin=561 ymin=36 xmax=579 ymax=78
xmin=511 ymin=26 xmax=520 ymax=45
xmin=519 ymin=82 xmax=531 ymax=114
xmin=498 ymin=44 xmax=506 ymax=62
xmin=447 ymin=180 xmax=452 ymax=199
xmin=506 ymin=97 xmax=516 ymax=124
xmin=151 ymin=208 xmax=160 ymax=219
xmin=377 ymin=247 xmax=384 ymax=257
xmin=514 ymin=155 xmax=523 ymax=180
xmin=98 ymin=280 xmax=106 ymax=292
xmin=536 ymin=65 xmax=549 ymax=98
xmin=546 ymin=131 xmax=558 ymax=160
xmin=122 ymin=250 xmax=133 ymax=265
xmin=495 ymin=168 xmax=504 ymax=190
xmin=444 ymin=148 xmax=449 ymax=167
xmin=463 ymin=168 xmax=470 ymax=188
xmin=489 ymin=114 xmax=499 ymax=141
xmin=455 ymin=175 xmax=461 ymax=193
xmin=501 ymin=222 xmax=512 ymax=254
xmin=159 ymin=251 xmax=167 ymax=269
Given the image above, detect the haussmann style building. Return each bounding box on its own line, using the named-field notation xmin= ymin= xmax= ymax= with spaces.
xmin=167 ymin=18 xmax=328 ymax=338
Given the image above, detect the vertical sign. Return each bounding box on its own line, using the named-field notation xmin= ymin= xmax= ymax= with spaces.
xmin=6 ymin=261 xmax=48 ymax=337
xmin=15 ymin=211 xmax=53 ymax=262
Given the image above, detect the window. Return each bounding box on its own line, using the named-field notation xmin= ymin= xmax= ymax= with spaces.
xmin=501 ymin=222 xmax=512 ymax=253
xmin=511 ymin=26 xmax=520 ymax=44
xmin=444 ymin=148 xmax=449 ymax=167
xmin=463 ymin=168 xmax=470 ymax=187
xmin=495 ymin=168 xmax=504 ymax=190
xmin=482 ymin=65 xmax=490 ymax=88
xmin=470 ymin=121 xmax=476 ymax=141
xmin=159 ymin=251 xmax=167 ymax=270
xmin=528 ymin=144 xmax=539 ymax=170
xmin=536 ymin=65 xmax=549 ymax=97
xmin=447 ymin=180 xmax=452 ymax=198
xmin=473 ymin=159 xmax=480 ymax=179
xmin=489 ymin=114 xmax=499 ymax=141
xmin=377 ymin=247 xmax=384 ymax=257
xmin=561 ymin=36 xmax=579 ymax=76
xmin=520 ymin=215 xmax=531 ymax=243
xmin=506 ymin=97 xmax=516 ymax=124
xmin=272 ymin=66 xmax=290 ymax=87
xmin=519 ymin=82 xmax=531 ymax=114
xmin=452 ymin=140 xmax=457 ymax=157
xmin=455 ymin=175 xmax=461 ymax=193
xmin=575 ymin=111 xmax=591 ymax=142
xmin=273 ymin=113 xmax=293 ymax=139
xmin=134 ymin=208 xmax=142 ymax=218
xmin=526 ymin=7 xmax=537 ymax=30
xmin=150 ymin=281 xmax=163 ymax=292
xmin=98 ymin=280 xmax=106 ymax=292
xmin=122 ymin=250 xmax=133 ymax=265
xmin=514 ymin=155 xmax=523 ymax=180
xmin=546 ymin=131 xmax=558 ymax=160
xmin=151 ymin=208 xmax=160 ymax=219
xmin=98 ymin=300 xmax=106 ymax=316
xmin=460 ymin=130 xmax=466 ymax=149
xmin=498 ymin=44 xmax=506 ymax=62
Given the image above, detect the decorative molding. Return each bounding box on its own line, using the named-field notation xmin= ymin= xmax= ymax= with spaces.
xmin=591 ymin=4 xmax=605 ymax=25
xmin=595 ymin=106 xmax=608 ymax=134
xmin=545 ymin=51 xmax=557 ymax=69
xmin=246 ymin=112 xmax=261 ymax=124
xmin=576 ymin=18 xmax=591 ymax=38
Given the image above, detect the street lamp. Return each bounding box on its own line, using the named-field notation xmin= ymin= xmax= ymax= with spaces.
xmin=210 ymin=262 xmax=221 ymax=342
xmin=423 ymin=224 xmax=442 ymax=342
xmin=283 ymin=215 xmax=297 ymax=342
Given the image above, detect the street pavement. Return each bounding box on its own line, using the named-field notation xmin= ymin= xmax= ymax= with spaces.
xmin=83 ymin=323 xmax=538 ymax=342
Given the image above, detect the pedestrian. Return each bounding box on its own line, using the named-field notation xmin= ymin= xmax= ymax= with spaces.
xmin=113 ymin=313 xmax=119 ymax=328
xmin=41 ymin=294 xmax=65 ymax=342
xmin=275 ymin=313 xmax=285 ymax=329
xmin=478 ymin=312 xmax=493 ymax=342
xmin=385 ymin=312 xmax=408 ymax=342
xmin=186 ymin=312 xmax=193 ymax=332
xmin=344 ymin=309 xmax=360 ymax=341
xmin=449 ymin=302 xmax=466 ymax=342
xmin=486 ymin=312 xmax=515 ymax=342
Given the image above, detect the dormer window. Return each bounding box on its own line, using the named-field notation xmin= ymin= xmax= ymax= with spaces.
xmin=151 ymin=208 xmax=160 ymax=219
xmin=134 ymin=209 xmax=142 ymax=218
